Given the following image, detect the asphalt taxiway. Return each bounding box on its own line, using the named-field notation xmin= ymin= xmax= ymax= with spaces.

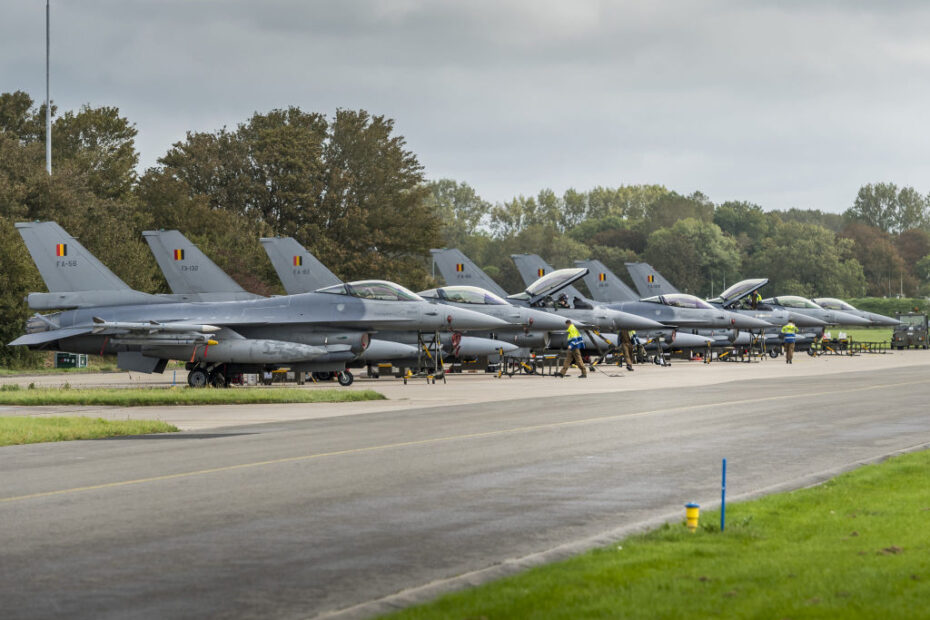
xmin=1 ymin=352 xmax=929 ymax=619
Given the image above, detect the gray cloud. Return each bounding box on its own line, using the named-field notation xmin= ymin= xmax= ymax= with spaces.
xmin=4 ymin=1 xmax=930 ymax=211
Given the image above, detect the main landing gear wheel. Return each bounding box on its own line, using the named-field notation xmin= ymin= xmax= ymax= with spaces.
xmin=187 ymin=368 xmax=208 ymax=388
xmin=337 ymin=370 xmax=354 ymax=386
xmin=768 ymin=349 xmax=779 ymax=358
xmin=209 ymin=370 xmax=228 ymax=388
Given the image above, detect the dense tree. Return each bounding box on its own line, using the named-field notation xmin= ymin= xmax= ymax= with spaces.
xmin=147 ymin=108 xmax=439 ymax=288
xmin=714 ymin=201 xmax=772 ymax=253
xmin=426 ymin=179 xmax=492 ymax=248
xmin=840 ymin=222 xmax=915 ymax=296
xmin=643 ymin=218 xmax=740 ymax=296
xmin=844 ymin=182 xmax=929 ymax=234
xmin=746 ymin=221 xmax=866 ymax=298
xmin=642 ymin=191 xmax=714 ymax=234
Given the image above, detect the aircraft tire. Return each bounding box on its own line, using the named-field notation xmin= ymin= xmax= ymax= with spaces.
xmin=209 ymin=371 xmax=227 ymax=388
xmin=768 ymin=349 xmax=779 ymax=358
xmin=188 ymin=368 xmax=208 ymax=388
xmin=337 ymin=370 xmax=354 ymax=386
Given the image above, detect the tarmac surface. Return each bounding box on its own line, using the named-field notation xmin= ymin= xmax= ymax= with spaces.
xmin=2 ymin=351 xmax=929 ymax=619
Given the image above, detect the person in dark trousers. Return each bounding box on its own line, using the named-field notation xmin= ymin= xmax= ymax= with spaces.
xmin=781 ymin=320 xmax=798 ymax=363
xmin=620 ymin=329 xmax=635 ymax=371
xmin=556 ymin=319 xmax=588 ymax=378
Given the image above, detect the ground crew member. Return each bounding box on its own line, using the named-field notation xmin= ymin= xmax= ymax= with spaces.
xmin=751 ymin=290 xmax=762 ymax=309
xmin=557 ymin=319 xmax=588 ymax=378
xmin=620 ymin=329 xmax=635 ymax=371
xmin=781 ymin=320 xmax=798 ymax=364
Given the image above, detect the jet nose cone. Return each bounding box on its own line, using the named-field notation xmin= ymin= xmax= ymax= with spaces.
xmin=728 ymin=312 xmax=772 ymax=329
xmin=788 ymin=312 xmax=828 ymax=328
xmin=832 ymin=311 xmax=871 ymax=326
xmin=606 ymin=308 xmax=664 ymax=330
xmin=523 ymin=308 xmax=568 ymax=331
xmin=866 ymin=312 xmax=900 ymax=326
xmin=444 ymin=305 xmax=510 ymax=330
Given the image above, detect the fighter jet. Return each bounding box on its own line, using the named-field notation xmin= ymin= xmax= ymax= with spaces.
xmin=811 ymin=298 xmax=899 ymax=327
xmin=760 ymin=295 xmax=872 ymax=326
xmin=11 ymin=223 xmax=508 ymax=387
xmin=511 ymin=254 xmax=771 ymax=331
xmin=570 ymin=258 xmax=756 ymax=350
xmin=143 ymin=230 xmax=422 ymax=368
xmin=259 ymin=236 xmax=535 ymax=362
xmin=623 ymin=262 xmax=834 ymax=330
xmin=432 ymin=249 xmax=666 ymax=334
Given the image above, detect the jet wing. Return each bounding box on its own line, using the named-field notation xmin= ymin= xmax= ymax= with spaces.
xmin=8 ymin=327 xmax=94 ymax=347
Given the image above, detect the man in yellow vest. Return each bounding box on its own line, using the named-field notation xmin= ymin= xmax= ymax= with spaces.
xmin=781 ymin=320 xmax=798 ymax=364
xmin=557 ymin=319 xmax=588 ymax=378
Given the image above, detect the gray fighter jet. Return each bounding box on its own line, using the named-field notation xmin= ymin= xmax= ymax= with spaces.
xmin=143 ymin=230 xmax=422 ymax=369
xmin=571 ymin=258 xmax=756 ymax=350
xmin=432 ymin=249 xmax=666 ymax=334
xmin=760 ymin=295 xmax=872 ymax=326
xmin=259 ymin=236 xmax=537 ymax=361
xmin=11 ymin=223 xmax=508 ymax=387
xmin=624 ymin=262 xmax=832 ymax=330
xmin=511 ymin=254 xmax=771 ymax=331
xmin=811 ymin=298 xmax=899 ymax=327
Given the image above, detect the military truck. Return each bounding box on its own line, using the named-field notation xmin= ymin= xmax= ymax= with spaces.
xmin=892 ymin=313 xmax=928 ymax=349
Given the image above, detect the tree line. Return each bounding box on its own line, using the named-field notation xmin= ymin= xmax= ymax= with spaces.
xmin=2 ymin=90 xmax=929 ymax=366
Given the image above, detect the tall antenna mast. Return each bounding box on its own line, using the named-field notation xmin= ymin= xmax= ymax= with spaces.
xmin=46 ymin=0 xmax=52 ymax=175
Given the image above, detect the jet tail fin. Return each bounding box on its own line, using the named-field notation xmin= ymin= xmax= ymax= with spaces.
xmin=15 ymin=221 xmax=132 ymax=292
xmin=430 ymin=248 xmax=509 ymax=298
xmin=260 ymin=237 xmax=342 ymax=294
xmin=625 ymin=262 xmax=680 ymax=297
xmin=574 ymin=259 xmax=639 ymax=302
xmin=511 ymin=253 xmax=587 ymax=300
xmin=143 ymin=230 xmax=256 ymax=297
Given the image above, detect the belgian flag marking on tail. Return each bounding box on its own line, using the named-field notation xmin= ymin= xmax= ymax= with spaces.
xmin=455 ymin=263 xmax=464 ymax=272
xmin=598 ymin=273 xmax=606 ymax=281
xmin=55 ymin=243 xmax=67 ymax=257
xmin=294 ymin=256 xmax=303 ymax=266
xmin=537 ymin=268 xmax=545 ymax=276
xmin=647 ymin=275 xmax=655 ymax=283
xmin=174 ymin=249 xmax=185 ymax=261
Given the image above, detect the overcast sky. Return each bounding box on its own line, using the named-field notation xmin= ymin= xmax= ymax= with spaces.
xmin=4 ymin=1 xmax=930 ymax=211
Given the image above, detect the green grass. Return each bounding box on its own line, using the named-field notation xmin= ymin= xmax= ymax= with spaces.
xmin=0 ymin=386 xmax=386 ymax=406
xmin=386 ymin=449 xmax=930 ymax=619
xmin=0 ymin=416 xmax=179 ymax=446
xmin=827 ymin=327 xmax=892 ymax=343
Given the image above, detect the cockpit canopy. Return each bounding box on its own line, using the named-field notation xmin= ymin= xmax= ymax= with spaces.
xmin=708 ymin=278 xmax=767 ymax=306
xmin=642 ymin=293 xmax=715 ymax=310
xmin=418 ymin=286 xmax=510 ymax=305
xmin=509 ymin=267 xmax=587 ymax=303
xmin=813 ymin=297 xmax=856 ymax=311
xmin=766 ymin=295 xmax=822 ymax=309
xmin=317 ymin=280 xmax=423 ymax=301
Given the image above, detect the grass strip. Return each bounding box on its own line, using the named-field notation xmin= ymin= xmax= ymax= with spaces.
xmin=0 ymin=386 xmax=386 ymax=406
xmin=0 ymin=416 xmax=179 ymax=446
xmin=387 ymin=449 xmax=930 ymax=619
